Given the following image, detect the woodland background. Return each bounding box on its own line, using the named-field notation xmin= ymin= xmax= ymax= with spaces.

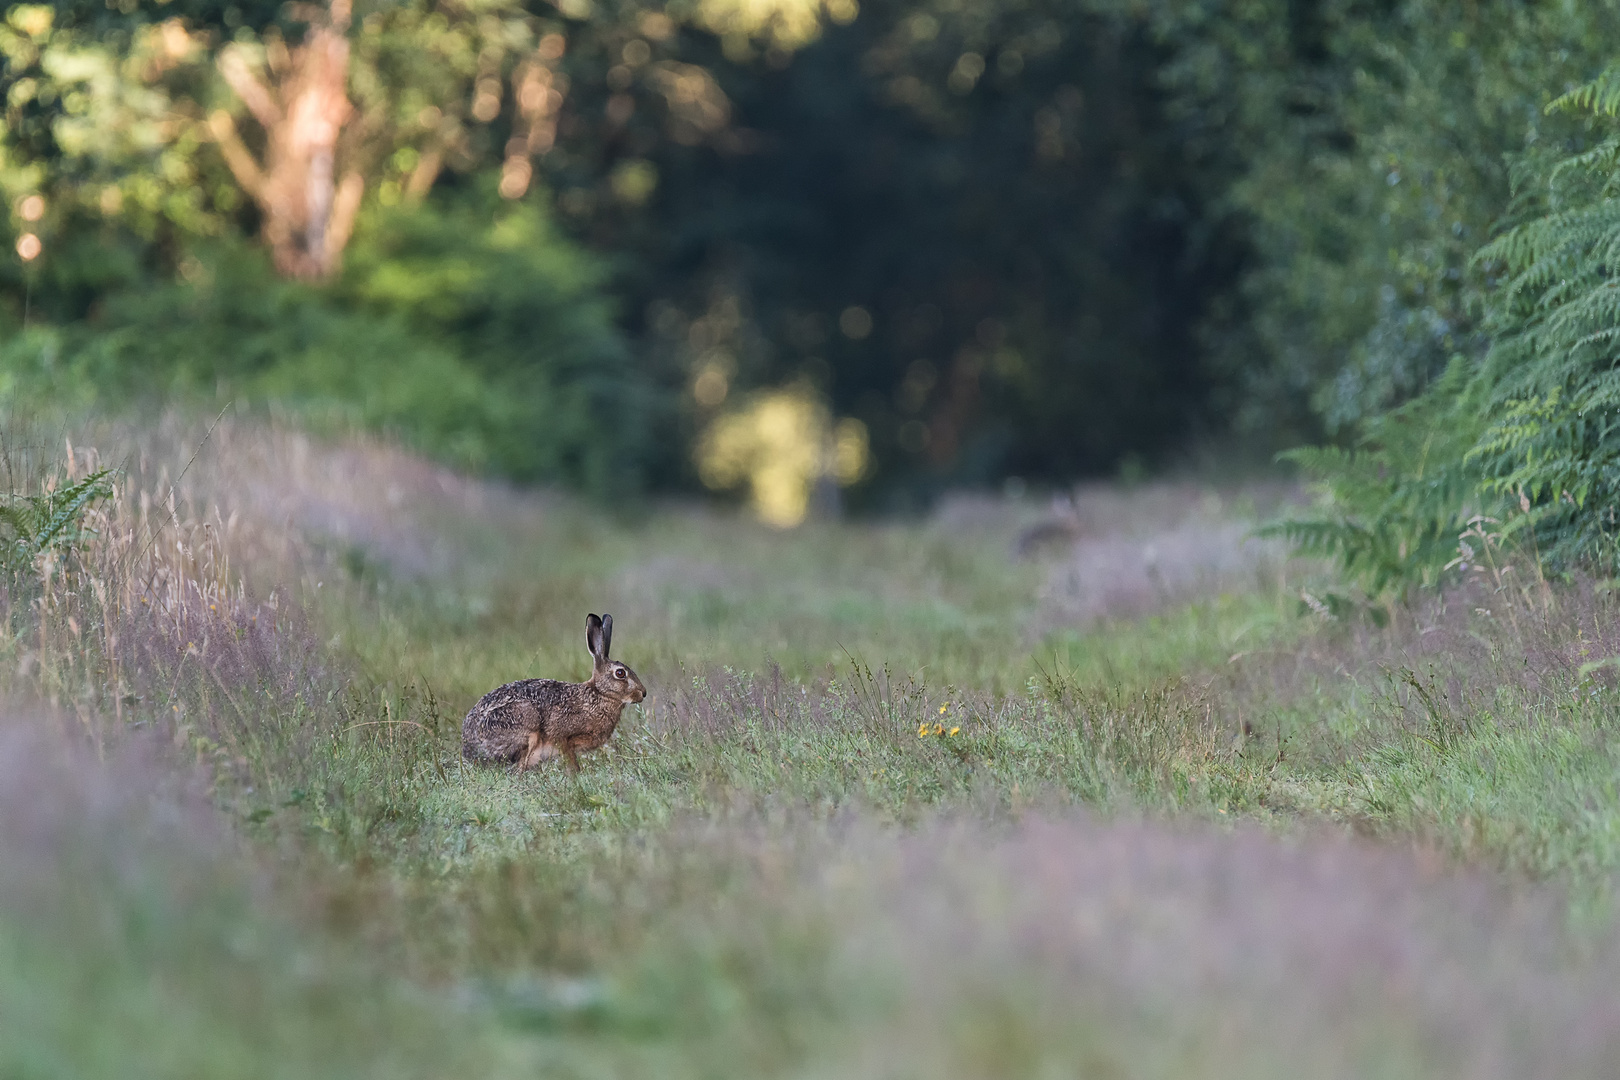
xmin=16 ymin=5 xmax=1620 ymax=1075
xmin=5 ymin=1 xmax=1616 ymax=531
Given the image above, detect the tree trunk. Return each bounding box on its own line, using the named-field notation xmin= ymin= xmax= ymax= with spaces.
xmin=208 ymin=0 xmax=362 ymax=280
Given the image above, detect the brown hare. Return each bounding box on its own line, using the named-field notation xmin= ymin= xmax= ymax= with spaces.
xmin=461 ymin=613 xmax=645 ymax=774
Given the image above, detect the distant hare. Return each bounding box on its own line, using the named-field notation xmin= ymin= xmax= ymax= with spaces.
xmin=462 ymin=613 xmax=646 ymax=774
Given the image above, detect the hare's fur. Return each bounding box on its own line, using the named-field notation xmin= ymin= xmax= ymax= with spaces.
xmin=462 ymin=613 xmax=645 ymax=773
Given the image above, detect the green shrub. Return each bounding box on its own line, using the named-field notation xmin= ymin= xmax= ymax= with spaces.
xmin=1271 ymin=63 xmax=1620 ymax=591
xmin=1463 ymin=77 xmax=1620 ymax=572
xmin=0 ymin=466 xmax=113 ymax=576
xmin=338 ymin=192 xmax=668 ymax=491
xmin=0 ymin=192 xmax=666 ymax=496
xmin=1148 ymin=0 xmax=1620 ymax=441
xmin=1262 ymin=358 xmax=1490 ymax=596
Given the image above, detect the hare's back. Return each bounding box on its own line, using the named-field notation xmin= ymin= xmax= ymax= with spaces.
xmin=473 ymin=678 xmax=571 ymax=712
xmin=462 ymin=678 xmax=569 ymax=763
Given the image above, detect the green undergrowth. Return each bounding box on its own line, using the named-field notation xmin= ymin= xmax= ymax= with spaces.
xmin=317 ymin=508 xmax=1049 ymax=695
xmin=244 ymin=669 xmax=1240 ymax=869
xmin=228 ymin=475 xmax=1620 ymax=895
xmin=14 ymin=421 xmax=1620 ymax=1076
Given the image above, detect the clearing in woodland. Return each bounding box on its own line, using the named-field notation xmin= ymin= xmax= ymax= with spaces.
xmin=5 ymin=410 xmax=1620 ymax=1078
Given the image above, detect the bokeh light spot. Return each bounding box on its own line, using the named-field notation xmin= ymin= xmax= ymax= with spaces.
xmin=839 ymin=306 xmax=873 ymax=339
xmin=694 ymin=365 xmax=730 ymax=407
xmin=696 ymin=387 xmax=870 ymax=527
xmin=611 ymin=159 xmax=659 ymax=204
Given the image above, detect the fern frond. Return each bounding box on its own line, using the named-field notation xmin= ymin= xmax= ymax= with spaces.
xmin=1549 ymin=67 xmax=1620 ymax=117
xmin=0 ymin=468 xmax=115 ymax=573
xmin=28 ymin=469 xmax=114 ymax=558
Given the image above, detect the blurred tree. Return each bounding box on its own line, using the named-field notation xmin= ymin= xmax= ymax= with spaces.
xmin=538 ymin=0 xmax=1239 ymax=497
xmin=1 ymin=0 xmax=574 ymax=278
xmin=7 ymin=0 xmax=1619 ymax=509
xmin=1229 ymin=5 xmax=1620 ymax=588
xmin=1139 ymin=0 xmax=1620 ymax=440
xmin=208 ymin=0 xmax=362 ymax=278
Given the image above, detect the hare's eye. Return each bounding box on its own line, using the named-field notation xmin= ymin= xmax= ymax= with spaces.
xmin=614 ymin=667 xmax=626 ymax=680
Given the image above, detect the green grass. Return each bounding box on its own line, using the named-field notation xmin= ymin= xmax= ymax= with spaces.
xmin=276 ymin=489 xmax=1303 ymax=868
xmin=11 ymin=418 xmax=1620 ymax=1077
xmin=321 ymin=505 xmax=1050 ymax=697
xmin=299 ymin=475 xmax=1620 ymax=886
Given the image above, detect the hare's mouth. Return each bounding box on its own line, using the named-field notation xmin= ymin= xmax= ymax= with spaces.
xmin=627 ymin=687 xmax=646 ymax=704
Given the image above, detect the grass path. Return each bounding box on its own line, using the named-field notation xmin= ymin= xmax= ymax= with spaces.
xmin=7 ymin=416 xmax=1620 ymax=1076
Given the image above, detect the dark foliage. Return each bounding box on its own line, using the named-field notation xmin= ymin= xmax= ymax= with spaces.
xmin=550 ymin=0 xmax=1247 ymax=494
xmin=8 ymin=0 xmax=1620 ymax=506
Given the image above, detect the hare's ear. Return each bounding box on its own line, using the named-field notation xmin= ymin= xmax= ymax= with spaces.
xmin=601 ymin=613 xmax=613 ymax=658
xmin=586 ymin=614 xmax=605 ymax=660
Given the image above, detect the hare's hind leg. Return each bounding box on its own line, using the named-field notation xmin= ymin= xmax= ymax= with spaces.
xmin=509 ymin=732 xmax=538 ymax=775
xmin=512 ymin=732 xmax=540 ymax=773
xmin=518 ymin=734 xmax=559 ymax=773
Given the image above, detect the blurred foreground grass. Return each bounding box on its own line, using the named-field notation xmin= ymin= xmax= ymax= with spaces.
xmin=6 ymin=411 xmax=1620 ymax=1077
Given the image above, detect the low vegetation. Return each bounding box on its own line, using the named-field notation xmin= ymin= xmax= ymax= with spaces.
xmin=11 ymin=0 xmax=1620 ymax=505
xmin=6 ymin=410 xmax=1620 ymax=1077
xmin=10 ymin=1 xmax=1620 ymax=1073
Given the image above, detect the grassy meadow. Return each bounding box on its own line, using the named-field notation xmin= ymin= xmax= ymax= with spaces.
xmin=7 ymin=409 xmax=1620 ymax=1077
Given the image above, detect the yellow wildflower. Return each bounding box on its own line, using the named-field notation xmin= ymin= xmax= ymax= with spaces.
xmin=949 ymin=727 xmax=960 ymax=736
